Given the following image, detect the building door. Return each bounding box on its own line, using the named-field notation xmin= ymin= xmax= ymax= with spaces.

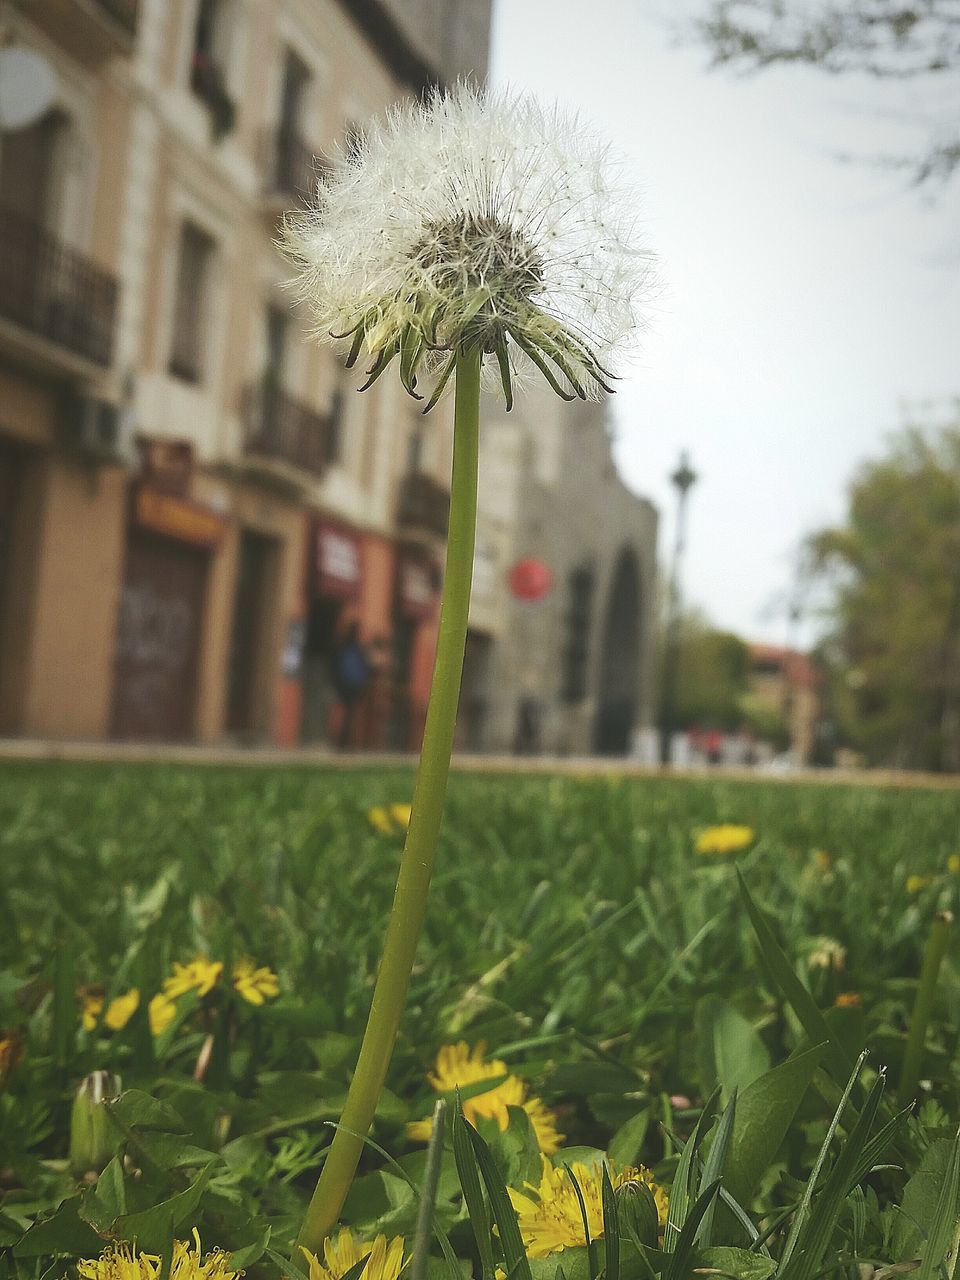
xmin=456 ymin=629 xmax=493 ymax=752
xmin=111 ymin=531 xmax=208 ymax=740
xmin=226 ymin=529 xmax=277 ymax=736
xmin=0 ymin=441 xmax=24 ymax=718
xmin=594 ymin=547 xmax=642 ymax=756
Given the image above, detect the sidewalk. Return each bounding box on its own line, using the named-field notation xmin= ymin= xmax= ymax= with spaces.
xmin=1 ymin=737 xmax=959 ymax=789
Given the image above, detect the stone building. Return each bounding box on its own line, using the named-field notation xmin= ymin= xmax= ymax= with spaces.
xmin=461 ymin=385 xmax=659 ymax=758
xmin=0 ymin=0 xmax=490 ymax=746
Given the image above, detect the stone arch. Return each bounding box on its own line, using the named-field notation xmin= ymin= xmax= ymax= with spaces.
xmin=593 ymin=545 xmax=642 ymax=755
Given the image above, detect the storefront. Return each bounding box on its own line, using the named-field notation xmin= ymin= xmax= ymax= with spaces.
xmin=389 ymin=550 xmax=440 ymax=750
xmin=300 ymin=516 xmax=364 ymax=744
xmin=111 ymin=484 xmax=225 ymax=740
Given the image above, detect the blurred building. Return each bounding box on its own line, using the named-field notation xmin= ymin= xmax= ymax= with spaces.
xmin=0 ymin=0 xmax=489 ymax=746
xmin=0 ymin=0 xmax=658 ymax=755
xmin=461 ymin=388 xmax=659 ymax=757
xmin=746 ymin=643 xmax=823 ymax=764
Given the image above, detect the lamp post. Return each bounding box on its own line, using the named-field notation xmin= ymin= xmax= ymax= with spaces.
xmin=659 ymin=451 xmax=697 ymax=766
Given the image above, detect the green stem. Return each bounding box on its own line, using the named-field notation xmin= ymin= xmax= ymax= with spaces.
xmin=897 ymin=909 xmax=953 ymax=1108
xmin=296 ymin=342 xmax=483 ymax=1256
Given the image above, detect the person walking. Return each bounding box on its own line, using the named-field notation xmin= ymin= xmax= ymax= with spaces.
xmin=332 ymin=621 xmax=371 ymax=750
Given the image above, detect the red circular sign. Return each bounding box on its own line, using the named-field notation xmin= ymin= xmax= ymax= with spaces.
xmin=509 ymin=557 xmax=553 ymax=601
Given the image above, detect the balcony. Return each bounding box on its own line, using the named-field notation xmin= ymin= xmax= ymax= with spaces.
xmin=261 ymin=127 xmax=326 ymax=210
xmin=30 ymin=0 xmax=138 ymax=64
xmin=242 ymin=384 xmax=335 ymax=481
xmin=0 ymin=205 xmax=117 ymax=369
xmin=396 ymin=472 xmax=450 ymax=540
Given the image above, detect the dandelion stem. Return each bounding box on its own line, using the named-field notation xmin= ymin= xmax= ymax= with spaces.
xmin=897 ymin=909 xmax=953 ymax=1108
xmin=296 ymin=342 xmax=482 ymax=1254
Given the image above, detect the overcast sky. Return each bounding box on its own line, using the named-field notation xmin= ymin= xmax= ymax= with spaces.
xmin=490 ymin=0 xmax=960 ymax=648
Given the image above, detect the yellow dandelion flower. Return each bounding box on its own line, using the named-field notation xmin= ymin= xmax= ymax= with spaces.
xmin=149 ymin=993 xmax=178 ymax=1036
xmin=77 ymin=1230 xmax=238 ymax=1280
xmin=834 ymin=992 xmax=861 ymax=1009
xmin=105 ymin=989 xmax=140 ymax=1031
xmin=948 ymin=854 xmax=960 ymax=875
xmin=812 ymin=849 xmax=833 ymax=872
xmin=509 ymin=1158 xmax=668 ymax=1259
xmin=233 ymin=958 xmax=280 ymax=1005
xmin=302 ymin=1229 xmax=405 ymax=1280
xmin=523 ymin=1095 xmax=564 ymax=1156
xmin=390 ymin=803 xmax=412 ymax=829
xmin=406 ymin=1042 xmax=564 ymax=1153
xmin=906 ymin=874 xmax=934 ymax=894
xmin=163 ymin=957 xmax=223 ymax=999
xmin=695 ymin=824 xmax=755 ymax=856
xmin=367 ymin=806 xmax=394 ymax=835
xmin=81 ymin=992 xmax=105 ymax=1032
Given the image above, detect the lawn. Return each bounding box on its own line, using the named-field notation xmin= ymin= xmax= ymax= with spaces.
xmin=1 ymin=762 xmax=958 ymax=1276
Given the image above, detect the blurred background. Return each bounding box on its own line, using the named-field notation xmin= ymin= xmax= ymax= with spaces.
xmin=0 ymin=0 xmax=957 ymax=771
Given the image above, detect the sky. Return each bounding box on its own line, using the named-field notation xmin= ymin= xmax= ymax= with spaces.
xmin=490 ymin=0 xmax=960 ymax=648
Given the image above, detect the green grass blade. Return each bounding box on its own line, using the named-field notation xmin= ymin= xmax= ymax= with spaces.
xmin=466 ymin=1117 xmax=533 ymax=1280
xmin=601 ymin=1164 xmax=620 ymax=1280
xmin=453 ymin=1100 xmax=496 ymax=1280
xmin=664 ymin=1088 xmax=719 ymax=1252
xmin=663 ymin=1180 xmax=721 ymax=1280
xmin=697 ymin=1089 xmax=737 ymax=1248
xmin=411 ymin=1100 xmax=447 ymax=1280
xmin=737 ymin=870 xmax=852 ymax=1085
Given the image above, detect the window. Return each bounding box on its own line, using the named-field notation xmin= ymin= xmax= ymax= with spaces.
xmin=0 ymin=110 xmax=67 ymax=227
xmin=561 ymin=565 xmax=595 ymax=703
xmin=168 ymin=222 xmax=215 ymax=383
xmin=325 ymin=386 xmax=344 ymax=466
xmin=190 ymin=0 xmax=235 ymax=137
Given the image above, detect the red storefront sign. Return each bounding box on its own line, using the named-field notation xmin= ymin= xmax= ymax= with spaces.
xmin=509 ymin=556 xmax=553 ymax=601
xmin=315 ymin=519 xmax=362 ymax=600
xmin=399 ymin=555 xmax=437 ymax=620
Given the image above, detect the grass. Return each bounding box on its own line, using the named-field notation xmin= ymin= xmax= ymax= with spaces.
xmin=1 ymin=761 xmax=958 ymax=1275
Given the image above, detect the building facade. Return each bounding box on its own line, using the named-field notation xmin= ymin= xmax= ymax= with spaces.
xmin=0 ymin=0 xmax=489 ymax=746
xmin=462 ymin=385 xmax=660 ymax=758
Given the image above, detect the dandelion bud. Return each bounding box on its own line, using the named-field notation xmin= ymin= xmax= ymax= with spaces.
xmin=614 ymin=1178 xmax=661 ymax=1248
xmin=69 ymin=1070 xmax=121 ymax=1175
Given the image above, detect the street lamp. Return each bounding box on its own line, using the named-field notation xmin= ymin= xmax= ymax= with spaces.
xmin=659 ymin=451 xmax=698 ymax=765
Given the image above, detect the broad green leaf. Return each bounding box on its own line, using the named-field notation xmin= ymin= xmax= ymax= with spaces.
xmin=107 ymin=1090 xmax=186 ymax=1133
xmin=13 ymin=1198 xmax=103 ymax=1257
xmin=915 ymin=1127 xmax=960 ymax=1280
xmin=609 ymin=1110 xmax=652 ymax=1168
xmin=697 ymin=1247 xmax=777 ymax=1280
xmin=111 ymin=1165 xmax=214 ymax=1251
xmin=895 ymin=1136 xmax=960 ymax=1261
xmin=724 ymin=1043 xmax=826 ymax=1206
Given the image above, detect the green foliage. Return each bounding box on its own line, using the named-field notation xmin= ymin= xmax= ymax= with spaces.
xmin=0 ymin=761 xmax=958 ymax=1277
xmin=666 ymin=612 xmax=750 ymax=731
xmin=811 ymin=422 xmax=960 ymax=769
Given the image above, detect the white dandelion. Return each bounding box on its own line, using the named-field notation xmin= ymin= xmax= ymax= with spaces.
xmin=282 ymin=83 xmax=654 ymax=411
xmin=290 ymin=86 xmax=658 ymax=1254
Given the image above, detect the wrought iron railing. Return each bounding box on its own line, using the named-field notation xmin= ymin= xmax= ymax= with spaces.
xmin=396 ymin=471 xmax=450 ymax=538
xmin=242 ymin=384 xmax=335 ymax=478
xmin=0 ymin=205 xmax=117 ymax=366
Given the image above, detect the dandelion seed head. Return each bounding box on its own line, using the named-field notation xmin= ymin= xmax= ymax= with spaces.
xmin=282 ymin=83 xmax=655 ymax=408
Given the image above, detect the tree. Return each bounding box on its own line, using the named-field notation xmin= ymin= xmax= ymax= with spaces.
xmin=695 ymin=0 xmax=960 ymax=188
xmin=665 ymin=609 xmax=751 ymax=730
xmin=810 ymin=418 xmax=960 ymax=770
